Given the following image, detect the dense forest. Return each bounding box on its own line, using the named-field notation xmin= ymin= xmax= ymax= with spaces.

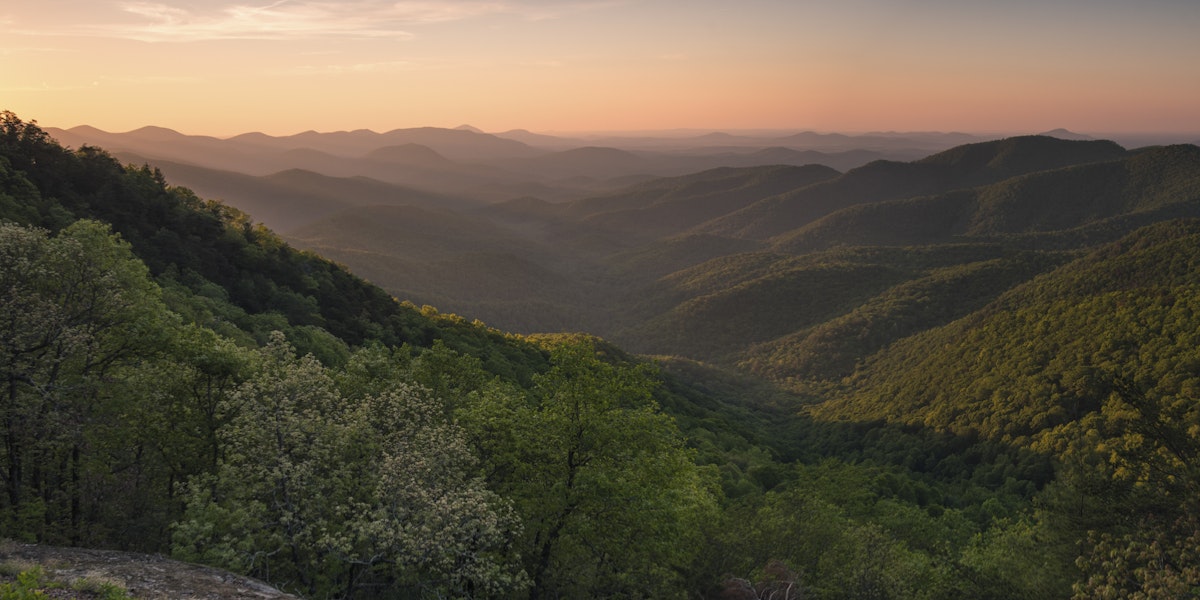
xmin=4 ymin=110 xmax=1200 ymax=598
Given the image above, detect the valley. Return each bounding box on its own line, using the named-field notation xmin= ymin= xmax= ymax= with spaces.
xmin=65 ymin=124 xmax=1200 ymax=392
xmin=5 ymin=111 xmax=1200 ymax=599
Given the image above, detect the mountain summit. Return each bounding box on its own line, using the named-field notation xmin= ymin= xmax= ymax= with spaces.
xmin=1037 ymin=127 xmax=1094 ymax=140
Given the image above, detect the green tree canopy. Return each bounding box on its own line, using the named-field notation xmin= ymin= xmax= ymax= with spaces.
xmin=461 ymin=339 xmax=720 ymax=599
xmin=0 ymin=219 xmax=171 ymax=544
xmin=173 ymin=335 xmax=524 ymax=599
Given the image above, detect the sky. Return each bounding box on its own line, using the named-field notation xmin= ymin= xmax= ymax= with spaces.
xmin=3 ymin=0 xmax=1199 ymax=137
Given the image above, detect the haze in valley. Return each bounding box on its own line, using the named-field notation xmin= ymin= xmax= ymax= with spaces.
xmin=9 ymin=0 xmax=1199 ymax=365
xmin=7 ymin=1 xmax=1200 ymax=598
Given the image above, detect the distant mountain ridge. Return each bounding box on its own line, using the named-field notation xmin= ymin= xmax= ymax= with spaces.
xmin=37 ymin=122 xmax=1200 ymax=389
xmin=44 ymin=124 xmax=976 ymax=206
xmin=10 ymin=112 xmax=1200 ymax=598
xmin=772 ymin=144 xmax=1200 ymax=252
xmin=694 ymin=136 xmax=1129 ymax=239
xmin=258 ymin=134 xmax=1200 ymax=385
xmin=568 ymin=164 xmax=843 ymax=239
xmin=1037 ymin=127 xmax=1094 ymax=140
xmin=111 ymin=151 xmax=477 ymax=232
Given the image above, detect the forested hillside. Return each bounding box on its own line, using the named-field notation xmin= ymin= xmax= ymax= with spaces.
xmin=5 ymin=110 xmax=1200 ymax=599
xmin=266 ymin=135 xmax=1200 ymax=381
xmin=0 ymin=112 xmax=719 ymax=598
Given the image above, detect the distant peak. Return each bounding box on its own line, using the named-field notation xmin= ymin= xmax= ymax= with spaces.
xmin=127 ymin=125 xmax=183 ymax=135
xmin=228 ymin=131 xmax=273 ymax=141
xmin=1038 ymin=128 xmax=1094 ymax=141
xmin=68 ymin=124 xmax=109 ymax=135
xmin=455 ymin=124 xmax=485 ymax=133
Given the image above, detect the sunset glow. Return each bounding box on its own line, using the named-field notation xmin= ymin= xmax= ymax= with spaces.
xmin=4 ymin=0 xmax=1199 ymax=136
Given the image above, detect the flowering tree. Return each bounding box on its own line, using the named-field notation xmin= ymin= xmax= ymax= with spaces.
xmin=173 ymin=335 xmax=524 ymax=598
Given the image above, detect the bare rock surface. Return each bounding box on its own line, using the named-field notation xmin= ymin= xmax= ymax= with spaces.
xmin=1 ymin=541 xmax=300 ymax=600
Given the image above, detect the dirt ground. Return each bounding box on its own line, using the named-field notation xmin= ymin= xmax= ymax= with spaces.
xmin=0 ymin=541 xmax=300 ymax=600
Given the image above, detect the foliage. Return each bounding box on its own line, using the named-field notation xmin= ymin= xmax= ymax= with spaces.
xmin=812 ymin=221 xmax=1200 ymax=593
xmin=0 ymin=219 xmax=177 ymax=547
xmin=7 ymin=109 xmax=1200 ymax=599
xmin=0 ymin=564 xmax=135 ymax=600
xmin=0 ymin=111 xmax=547 ymax=380
xmin=461 ymin=339 xmax=720 ymax=598
xmin=173 ymin=335 xmax=524 ymax=598
xmin=628 ymin=262 xmax=911 ymax=361
xmin=742 ymin=253 xmax=1063 ymax=380
xmin=0 ymin=566 xmax=48 ymax=600
xmin=1072 ymin=515 xmax=1200 ymax=600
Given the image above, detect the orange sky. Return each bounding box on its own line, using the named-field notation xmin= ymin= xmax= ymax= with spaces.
xmin=4 ymin=1 xmax=1199 ymax=137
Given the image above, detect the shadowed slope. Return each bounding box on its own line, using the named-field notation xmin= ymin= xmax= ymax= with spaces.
xmin=695 ymin=136 xmax=1129 ymax=240
xmin=773 ymin=144 xmax=1200 ymax=252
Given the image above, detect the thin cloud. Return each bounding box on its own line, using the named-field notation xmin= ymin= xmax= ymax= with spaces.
xmin=282 ymin=55 xmax=491 ymax=76
xmin=106 ymin=74 xmax=205 ymax=84
xmin=101 ymin=1 xmax=421 ymax=42
xmin=0 ymin=46 xmax=73 ymax=56
xmin=0 ymin=82 xmax=92 ymax=92
xmin=5 ymin=74 xmax=206 ymax=91
xmin=287 ymin=60 xmax=423 ymax=75
xmin=37 ymin=1 xmax=631 ymax=43
xmin=507 ymin=0 xmax=633 ymax=22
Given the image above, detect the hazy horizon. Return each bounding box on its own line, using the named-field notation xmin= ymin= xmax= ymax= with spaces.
xmin=5 ymin=0 xmax=1199 ymax=138
xmin=40 ymin=122 xmax=1200 ymax=150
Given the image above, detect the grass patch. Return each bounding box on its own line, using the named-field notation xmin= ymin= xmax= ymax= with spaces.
xmin=0 ymin=563 xmax=135 ymax=600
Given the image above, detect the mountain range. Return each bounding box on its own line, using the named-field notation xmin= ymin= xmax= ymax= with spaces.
xmin=45 ymin=119 xmax=1200 ymax=418
xmin=51 ymin=125 xmax=1200 ymax=393
xmin=277 ymin=135 xmax=1200 ymax=388
xmin=7 ymin=109 xmax=1200 ymax=598
xmin=45 ymin=124 xmax=981 ymax=213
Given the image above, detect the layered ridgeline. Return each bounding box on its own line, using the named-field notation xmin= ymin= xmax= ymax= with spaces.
xmin=272 ymin=131 xmax=1200 ymax=598
xmin=596 ymin=138 xmax=1200 ymax=370
xmin=0 ymin=112 xmax=735 ymax=599
xmin=45 ymin=123 xmax=964 ymax=209
xmin=817 ymin=220 xmax=1200 ymax=599
xmin=285 ymin=133 xmax=1200 ymax=385
xmin=0 ymin=114 xmax=971 ymax=599
xmin=7 ymin=110 xmax=1200 ymax=599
